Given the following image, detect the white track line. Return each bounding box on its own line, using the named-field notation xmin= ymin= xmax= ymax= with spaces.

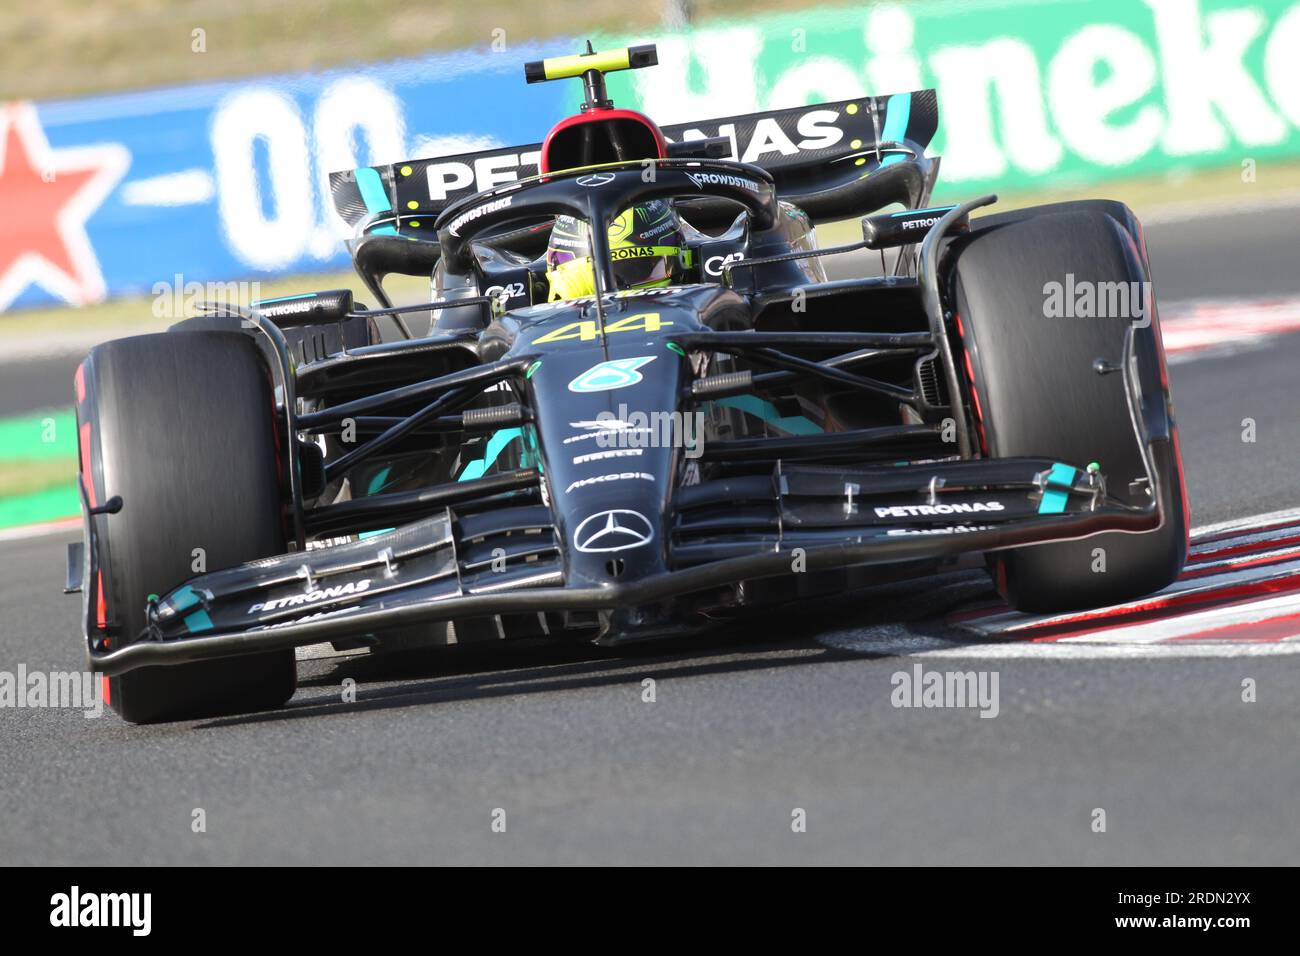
xmin=0 ymin=322 xmax=170 ymax=365
xmin=0 ymin=517 xmax=79 ymax=544
xmin=1191 ymin=507 xmax=1300 ymax=540
xmin=1182 ymin=545 xmax=1300 ymax=575
xmin=1192 ymin=530 xmax=1300 ymax=558
xmin=1161 ymin=295 xmax=1300 ymax=364
xmin=924 ymin=514 xmax=1300 ymax=657
xmin=957 ymin=556 xmax=1300 ymax=636
xmin=1053 ymin=590 xmax=1300 ymax=644
xmin=818 ymin=631 xmax=1300 ymax=659
xmin=1141 ymin=189 xmax=1300 ymax=226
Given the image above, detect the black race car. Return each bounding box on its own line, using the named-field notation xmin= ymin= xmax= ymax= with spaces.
xmin=68 ymin=44 xmax=1187 ymax=722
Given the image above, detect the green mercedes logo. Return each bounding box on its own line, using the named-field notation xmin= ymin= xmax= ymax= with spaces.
xmin=568 ymin=356 xmax=656 ymax=393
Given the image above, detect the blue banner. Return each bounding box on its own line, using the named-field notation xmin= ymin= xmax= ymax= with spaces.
xmin=13 ymin=0 xmax=1299 ymax=314
xmin=0 ymin=42 xmax=576 ymax=311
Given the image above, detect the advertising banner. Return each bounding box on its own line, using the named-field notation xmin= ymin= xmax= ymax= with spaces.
xmin=2 ymin=0 xmax=1299 ymax=312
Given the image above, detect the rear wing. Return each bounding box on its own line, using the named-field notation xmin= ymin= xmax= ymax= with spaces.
xmin=329 ymin=90 xmax=938 ymax=229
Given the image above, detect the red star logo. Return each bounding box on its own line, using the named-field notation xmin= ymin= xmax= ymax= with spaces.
xmin=0 ymin=103 xmax=129 ymax=310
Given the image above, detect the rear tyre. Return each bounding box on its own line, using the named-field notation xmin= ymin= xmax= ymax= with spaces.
xmin=951 ymin=205 xmax=1187 ymax=613
xmin=77 ymin=331 xmax=297 ymax=723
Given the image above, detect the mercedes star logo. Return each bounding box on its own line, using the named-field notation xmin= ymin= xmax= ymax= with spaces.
xmin=574 ymin=509 xmax=655 ymax=553
xmin=576 ymin=172 xmax=616 ymax=187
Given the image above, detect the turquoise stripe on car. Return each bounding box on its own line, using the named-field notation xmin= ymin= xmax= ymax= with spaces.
xmin=170 ymin=585 xmax=200 ymax=613
xmin=256 ymin=292 xmax=317 ymax=304
xmin=355 ymin=167 xmax=392 ymax=214
xmin=890 ymin=205 xmax=956 ymax=218
xmin=879 ymin=93 xmax=912 ymax=167
xmin=716 ymin=395 xmax=821 ymax=436
xmin=181 ymin=609 xmax=213 ymax=633
xmin=365 ymin=466 xmax=393 ymax=496
xmin=457 ymin=427 xmax=525 ymax=481
xmin=1037 ymin=463 xmax=1078 ymax=515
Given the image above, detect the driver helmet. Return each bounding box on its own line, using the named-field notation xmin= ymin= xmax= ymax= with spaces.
xmin=546 ymin=199 xmax=685 ymax=301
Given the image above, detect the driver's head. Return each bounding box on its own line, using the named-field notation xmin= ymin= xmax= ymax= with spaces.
xmin=545 ymin=199 xmax=684 ymax=301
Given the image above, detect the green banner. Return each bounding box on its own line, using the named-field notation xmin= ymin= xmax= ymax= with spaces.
xmin=598 ymin=0 xmax=1300 ymax=197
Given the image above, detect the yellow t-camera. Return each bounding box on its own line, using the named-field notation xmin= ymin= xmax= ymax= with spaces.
xmin=524 ymin=43 xmax=658 ymax=85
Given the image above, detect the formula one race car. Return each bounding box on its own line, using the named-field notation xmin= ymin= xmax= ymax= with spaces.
xmin=68 ymin=44 xmax=1187 ymax=721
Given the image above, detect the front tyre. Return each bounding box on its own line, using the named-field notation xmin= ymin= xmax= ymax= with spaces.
xmin=77 ymin=331 xmax=297 ymax=723
xmin=951 ymin=206 xmax=1188 ymax=613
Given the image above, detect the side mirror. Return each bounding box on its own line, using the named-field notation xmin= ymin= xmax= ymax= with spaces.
xmin=253 ymin=288 xmax=354 ymax=327
xmin=861 ymin=205 xmax=965 ymax=250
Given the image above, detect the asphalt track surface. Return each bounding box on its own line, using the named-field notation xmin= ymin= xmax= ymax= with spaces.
xmin=2 ymin=206 xmax=1299 ymax=865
